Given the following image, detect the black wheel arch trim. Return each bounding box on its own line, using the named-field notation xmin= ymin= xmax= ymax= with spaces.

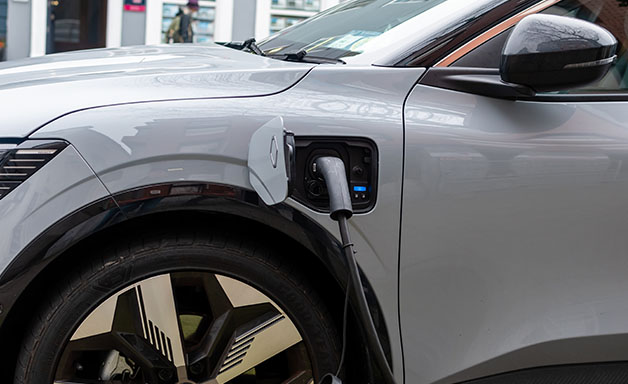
xmin=0 ymin=181 xmax=391 ymax=379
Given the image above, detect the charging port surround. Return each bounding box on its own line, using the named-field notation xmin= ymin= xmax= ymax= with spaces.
xmin=292 ymin=137 xmax=378 ymax=213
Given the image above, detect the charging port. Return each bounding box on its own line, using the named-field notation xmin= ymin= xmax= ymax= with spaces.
xmin=292 ymin=138 xmax=378 ymax=213
xmin=306 ymin=179 xmax=326 ymax=197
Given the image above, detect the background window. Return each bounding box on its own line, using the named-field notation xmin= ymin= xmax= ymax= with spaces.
xmin=269 ymin=0 xmax=320 ymax=36
xmin=271 ymin=0 xmax=321 ymax=11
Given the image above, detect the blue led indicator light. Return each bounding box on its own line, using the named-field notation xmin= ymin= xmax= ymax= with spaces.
xmin=353 ymin=186 xmax=367 ymax=192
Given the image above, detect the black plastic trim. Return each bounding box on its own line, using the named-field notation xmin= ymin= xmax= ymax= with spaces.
xmin=0 ymin=138 xmax=26 ymax=145
xmin=527 ymin=92 xmax=628 ymax=102
xmin=420 ymin=67 xmax=535 ymax=99
xmin=458 ymin=361 xmax=628 ymax=384
xmin=420 ymin=67 xmax=628 ymax=102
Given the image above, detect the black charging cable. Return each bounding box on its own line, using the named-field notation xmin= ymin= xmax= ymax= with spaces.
xmin=314 ymin=157 xmax=396 ymax=384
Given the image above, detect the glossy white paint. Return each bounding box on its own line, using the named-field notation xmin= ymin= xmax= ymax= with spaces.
xmin=0 ymin=44 xmax=313 ymax=137
xmin=402 ymin=84 xmax=628 ymax=383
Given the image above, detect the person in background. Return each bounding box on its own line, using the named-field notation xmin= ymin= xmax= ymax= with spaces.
xmin=167 ymin=0 xmax=199 ymax=43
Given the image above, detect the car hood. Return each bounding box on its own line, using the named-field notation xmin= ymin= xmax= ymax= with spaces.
xmin=0 ymin=44 xmax=314 ymax=138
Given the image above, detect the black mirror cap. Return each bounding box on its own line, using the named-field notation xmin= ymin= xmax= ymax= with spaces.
xmin=500 ymin=14 xmax=617 ymax=92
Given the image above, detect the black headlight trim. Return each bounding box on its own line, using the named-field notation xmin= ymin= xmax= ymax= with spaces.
xmin=0 ymin=140 xmax=69 ymax=200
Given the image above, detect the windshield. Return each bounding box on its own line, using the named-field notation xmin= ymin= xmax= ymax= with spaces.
xmin=258 ymin=0 xmax=447 ymax=60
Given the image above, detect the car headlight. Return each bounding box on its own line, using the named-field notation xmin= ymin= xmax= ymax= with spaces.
xmin=0 ymin=140 xmax=68 ymax=200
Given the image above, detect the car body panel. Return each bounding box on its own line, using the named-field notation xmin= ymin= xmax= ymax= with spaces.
xmin=0 ymin=44 xmax=314 ymax=138
xmin=0 ymin=143 xmax=110 ymax=278
xmin=32 ymin=65 xmax=427 ymax=381
xmin=402 ymin=84 xmax=628 ymax=383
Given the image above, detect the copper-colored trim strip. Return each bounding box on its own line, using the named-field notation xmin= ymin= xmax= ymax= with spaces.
xmin=435 ymin=0 xmax=562 ymax=67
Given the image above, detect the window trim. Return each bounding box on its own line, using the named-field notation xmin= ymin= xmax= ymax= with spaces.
xmin=435 ymin=0 xmax=561 ymax=67
xmin=391 ymin=0 xmax=540 ymax=67
xmin=419 ymin=67 xmax=628 ymax=102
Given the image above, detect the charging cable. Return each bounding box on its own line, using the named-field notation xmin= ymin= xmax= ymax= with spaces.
xmin=314 ymin=157 xmax=396 ymax=384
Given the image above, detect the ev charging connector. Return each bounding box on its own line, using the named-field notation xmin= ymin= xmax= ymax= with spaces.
xmin=312 ymin=157 xmax=353 ymax=220
xmin=248 ymin=118 xmax=396 ymax=384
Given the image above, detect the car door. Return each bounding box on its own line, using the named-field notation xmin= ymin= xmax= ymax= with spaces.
xmin=401 ymin=0 xmax=628 ymax=383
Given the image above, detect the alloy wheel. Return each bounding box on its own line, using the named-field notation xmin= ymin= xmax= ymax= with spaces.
xmin=54 ymin=272 xmax=314 ymax=384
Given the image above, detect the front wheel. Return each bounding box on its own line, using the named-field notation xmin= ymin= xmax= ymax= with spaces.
xmin=15 ymin=230 xmax=340 ymax=384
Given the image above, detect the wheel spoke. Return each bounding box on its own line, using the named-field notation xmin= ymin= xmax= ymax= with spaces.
xmin=190 ymin=302 xmax=284 ymax=375
xmin=135 ymin=275 xmax=187 ymax=373
xmin=185 ymin=274 xmax=242 ymax=381
xmin=214 ymin=309 xmax=302 ymax=383
xmin=212 ymin=275 xmax=303 ymax=384
xmin=61 ymin=274 xmax=187 ymax=382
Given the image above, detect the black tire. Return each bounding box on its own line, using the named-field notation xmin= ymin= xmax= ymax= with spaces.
xmin=15 ymin=229 xmax=340 ymax=383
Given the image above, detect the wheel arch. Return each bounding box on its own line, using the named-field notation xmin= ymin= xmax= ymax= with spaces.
xmin=0 ymin=182 xmax=390 ymax=382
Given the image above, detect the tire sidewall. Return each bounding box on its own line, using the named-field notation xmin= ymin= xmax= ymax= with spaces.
xmin=20 ymin=242 xmax=338 ymax=383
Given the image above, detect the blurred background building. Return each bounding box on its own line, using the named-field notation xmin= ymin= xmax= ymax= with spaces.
xmin=0 ymin=0 xmax=344 ymax=61
xmin=0 ymin=0 xmax=7 ymax=59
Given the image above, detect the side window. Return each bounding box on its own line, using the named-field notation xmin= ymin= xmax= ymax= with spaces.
xmin=452 ymin=0 xmax=628 ymax=93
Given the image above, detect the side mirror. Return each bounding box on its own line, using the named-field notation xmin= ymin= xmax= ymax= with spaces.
xmin=501 ymin=14 xmax=618 ymax=92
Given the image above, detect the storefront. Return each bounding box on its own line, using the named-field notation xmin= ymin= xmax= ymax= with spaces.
xmin=47 ymin=0 xmax=108 ymax=53
xmin=3 ymin=0 xmax=342 ymax=61
xmin=4 ymin=0 xmax=126 ymax=59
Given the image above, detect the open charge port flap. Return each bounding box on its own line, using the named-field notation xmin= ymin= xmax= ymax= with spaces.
xmin=292 ymin=137 xmax=378 ymax=213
